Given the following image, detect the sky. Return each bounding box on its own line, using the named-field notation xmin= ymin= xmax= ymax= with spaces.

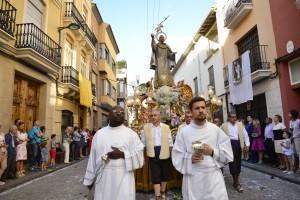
xmin=95 ymin=0 xmax=215 ymax=93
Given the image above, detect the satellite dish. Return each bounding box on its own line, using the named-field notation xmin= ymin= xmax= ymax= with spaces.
xmin=286 ymin=40 xmax=294 ymax=54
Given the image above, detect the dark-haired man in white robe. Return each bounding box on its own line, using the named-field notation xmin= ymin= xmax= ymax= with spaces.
xmin=172 ymin=97 xmax=233 ymax=200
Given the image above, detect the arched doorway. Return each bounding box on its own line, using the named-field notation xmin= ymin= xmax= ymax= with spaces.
xmin=61 ymin=110 xmax=73 ymax=141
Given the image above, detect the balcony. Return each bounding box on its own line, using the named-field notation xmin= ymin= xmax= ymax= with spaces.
xmin=224 ymin=0 xmax=253 ymax=29
xmin=57 ymin=66 xmax=79 ymax=98
xmin=14 ymin=23 xmax=61 ymax=74
xmin=224 ymin=45 xmax=271 ymax=88
xmin=84 ymin=24 xmax=97 ymax=47
xmin=249 ymin=45 xmax=271 ymax=83
xmin=64 ymin=2 xmax=97 ymax=48
xmin=61 ymin=66 xmax=79 ymax=87
xmin=0 ymin=0 xmax=16 ymax=41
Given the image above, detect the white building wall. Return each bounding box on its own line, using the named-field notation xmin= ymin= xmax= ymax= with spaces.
xmin=174 ymin=36 xmax=228 ymax=120
xmin=174 ymin=50 xmax=199 ymax=96
xmin=216 ymin=0 xmax=283 ymax=121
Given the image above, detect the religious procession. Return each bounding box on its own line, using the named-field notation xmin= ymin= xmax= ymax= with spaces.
xmin=1 ymin=0 xmax=300 ymax=200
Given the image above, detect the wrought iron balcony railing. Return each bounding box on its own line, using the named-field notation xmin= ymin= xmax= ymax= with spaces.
xmin=223 ymin=45 xmax=269 ymax=87
xmin=65 ymin=2 xmax=85 ymax=27
xmin=65 ymin=2 xmax=97 ymax=46
xmin=0 ymin=0 xmax=16 ymax=36
xmin=249 ymin=45 xmax=270 ymax=73
xmin=62 ymin=66 xmax=79 ymax=87
xmin=224 ymin=0 xmax=252 ymax=27
xmin=15 ymin=23 xmax=61 ymax=65
xmin=84 ymin=24 xmax=97 ymax=46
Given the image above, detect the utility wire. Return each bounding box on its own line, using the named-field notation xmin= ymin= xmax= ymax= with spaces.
xmin=152 ymin=0 xmax=156 ymax=29
xmin=157 ymin=0 xmax=161 ymax=25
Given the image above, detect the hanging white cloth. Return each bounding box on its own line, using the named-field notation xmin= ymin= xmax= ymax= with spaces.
xmin=228 ymin=50 xmax=253 ymax=105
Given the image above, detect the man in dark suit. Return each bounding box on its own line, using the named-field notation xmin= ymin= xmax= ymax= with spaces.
xmin=1 ymin=125 xmax=18 ymax=181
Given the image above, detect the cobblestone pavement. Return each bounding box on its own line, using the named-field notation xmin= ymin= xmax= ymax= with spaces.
xmin=0 ymin=159 xmax=300 ymax=200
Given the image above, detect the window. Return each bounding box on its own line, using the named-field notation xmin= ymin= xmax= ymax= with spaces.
xmin=208 ymin=66 xmax=215 ymax=87
xmin=289 ymin=58 xmax=300 ymax=85
xmin=237 ymin=27 xmax=259 ymax=55
xmin=106 ymin=81 xmax=111 ymax=96
xmin=98 ymin=44 xmax=105 ymax=59
xmin=193 ymin=77 xmax=198 ymax=97
xmin=64 ymin=40 xmax=75 ymax=67
xmin=101 ymin=79 xmax=107 ymax=96
xmin=112 ymin=60 xmax=116 ymax=73
xmin=112 ymin=87 xmax=116 ymax=100
xmin=101 ymin=79 xmax=111 ymax=96
xmin=80 ymin=55 xmax=89 ymax=79
xmin=105 ymin=49 xmax=109 ymax=63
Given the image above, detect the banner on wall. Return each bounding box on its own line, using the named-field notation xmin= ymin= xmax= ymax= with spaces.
xmin=228 ymin=50 xmax=253 ymax=105
xmin=79 ymin=73 xmax=92 ymax=108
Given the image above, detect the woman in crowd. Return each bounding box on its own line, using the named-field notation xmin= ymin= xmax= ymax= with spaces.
xmin=251 ymin=119 xmax=265 ymax=164
xmin=87 ymin=130 xmax=95 ymax=155
xmin=16 ymin=121 xmax=28 ymax=177
xmin=63 ymin=127 xmax=73 ymax=164
xmin=0 ymin=124 xmax=7 ymax=185
xmin=273 ymin=115 xmax=286 ymax=170
xmin=288 ymin=109 xmax=300 ymax=172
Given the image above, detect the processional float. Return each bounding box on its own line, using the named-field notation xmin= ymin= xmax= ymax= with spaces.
xmin=127 ymin=17 xmax=193 ymax=191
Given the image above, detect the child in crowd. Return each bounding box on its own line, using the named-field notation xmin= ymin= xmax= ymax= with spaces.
xmin=281 ymin=132 xmax=294 ymax=174
xmin=50 ymin=134 xmax=57 ymax=168
xmin=40 ymin=142 xmax=49 ymax=171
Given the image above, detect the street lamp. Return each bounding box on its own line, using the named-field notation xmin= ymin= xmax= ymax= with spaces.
xmin=58 ymin=23 xmax=80 ymax=51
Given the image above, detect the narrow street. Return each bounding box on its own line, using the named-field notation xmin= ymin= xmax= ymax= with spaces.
xmin=1 ymin=159 xmax=300 ymax=200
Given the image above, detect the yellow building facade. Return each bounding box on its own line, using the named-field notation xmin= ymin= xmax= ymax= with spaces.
xmin=56 ymin=0 xmax=96 ymax=138
xmin=91 ymin=3 xmax=119 ymax=128
xmin=0 ymin=0 xmax=61 ymax=139
xmin=0 ymin=0 xmax=97 ymax=142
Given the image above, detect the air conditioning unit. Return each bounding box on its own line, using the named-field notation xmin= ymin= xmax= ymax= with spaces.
xmin=289 ymin=58 xmax=300 ymax=86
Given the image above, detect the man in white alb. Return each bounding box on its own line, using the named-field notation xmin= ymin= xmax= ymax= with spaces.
xmin=172 ymin=97 xmax=233 ymax=200
xmin=83 ymin=106 xmax=144 ymax=200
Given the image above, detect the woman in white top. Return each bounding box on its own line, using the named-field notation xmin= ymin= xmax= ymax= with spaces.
xmin=272 ymin=115 xmax=286 ymax=170
xmin=63 ymin=127 xmax=73 ymax=164
xmin=16 ymin=122 xmax=28 ymax=177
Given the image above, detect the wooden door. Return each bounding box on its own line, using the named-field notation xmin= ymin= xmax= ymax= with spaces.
xmin=13 ymin=76 xmax=39 ymax=131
